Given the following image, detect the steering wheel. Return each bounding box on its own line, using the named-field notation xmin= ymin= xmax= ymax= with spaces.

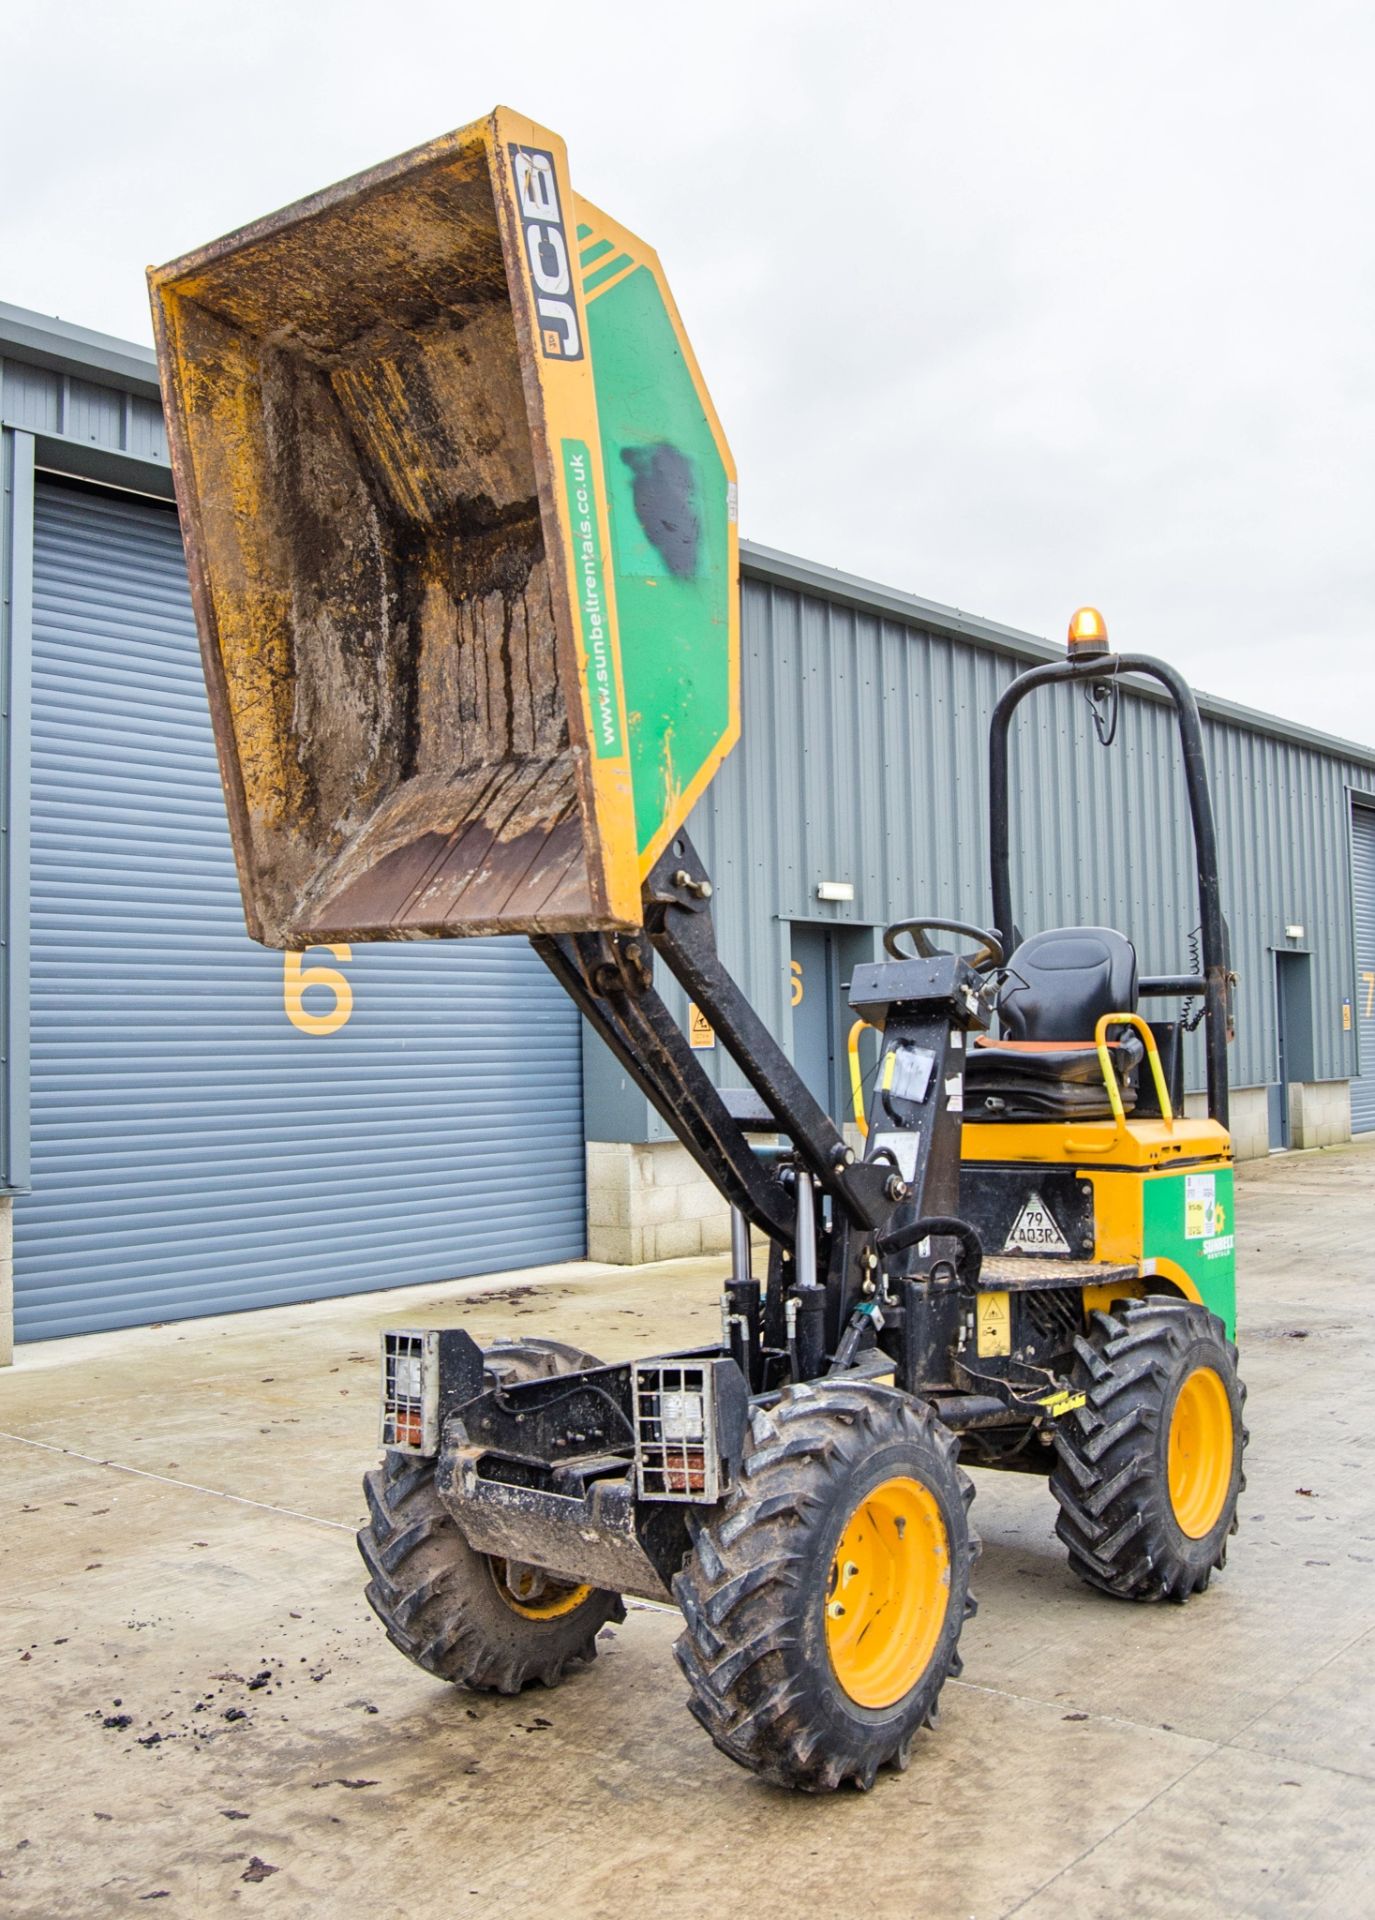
xmin=882 ymin=918 xmax=1004 ymax=970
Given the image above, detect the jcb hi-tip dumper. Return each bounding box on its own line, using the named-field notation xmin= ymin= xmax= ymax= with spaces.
xmin=149 ymin=108 xmax=1246 ymax=1792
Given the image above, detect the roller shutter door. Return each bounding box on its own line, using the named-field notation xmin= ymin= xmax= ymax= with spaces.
xmin=1353 ymin=805 xmax=1375 ymax=1133
xmin=16 ymin=479 xmax=585 ymax=1340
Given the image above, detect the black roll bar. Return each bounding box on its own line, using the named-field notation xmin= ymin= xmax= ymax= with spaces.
xmin=988 ymin=653 xmax=1231 ymax=1129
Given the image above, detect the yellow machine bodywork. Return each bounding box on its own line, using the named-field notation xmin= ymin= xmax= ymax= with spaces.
xmin=853 ymin=1011 xmax=1238 ymax=1333
xmin=962 ymin=1115 xmax=1237 ymax=1333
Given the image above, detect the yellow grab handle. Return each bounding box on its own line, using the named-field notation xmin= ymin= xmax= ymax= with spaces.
xmin=1094 ymin=1012 xmax=1175 ymax=1132
xmin=847 ymin=1019 xmax=876 ymax=1139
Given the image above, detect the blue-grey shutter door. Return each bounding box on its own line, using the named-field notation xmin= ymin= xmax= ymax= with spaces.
xmin=1352 ymin=805 xmax=1375 ymax=1133
xmin=16 ymin=480 xmax=585 ymax=1340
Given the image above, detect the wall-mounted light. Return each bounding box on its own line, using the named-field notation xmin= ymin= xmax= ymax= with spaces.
xmin=816 ymin=880 xmax=854 ymax=903
xmin=1284 ymin=923 xmax=1305 ymax=942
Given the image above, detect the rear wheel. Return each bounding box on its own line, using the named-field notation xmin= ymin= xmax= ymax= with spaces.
xmin=674 ymin=1379 xmax=977 ymax=1791
xmin=357 ymin=1338 xmax=624 ymax=1693
xmin=1051 ymin=1296 xmax=1246 ymax=1601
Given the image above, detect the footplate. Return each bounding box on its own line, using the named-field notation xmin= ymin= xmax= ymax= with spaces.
xmin=978 ymin=1256 xmax=1138 ymax=1291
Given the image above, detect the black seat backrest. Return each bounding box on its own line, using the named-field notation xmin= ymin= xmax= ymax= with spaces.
xmin=999 ymin=926 xmax=1138 ymax=1042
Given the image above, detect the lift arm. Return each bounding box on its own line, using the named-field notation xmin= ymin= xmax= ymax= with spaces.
xmin=536 ymin=836 xmax=896 ymax=1247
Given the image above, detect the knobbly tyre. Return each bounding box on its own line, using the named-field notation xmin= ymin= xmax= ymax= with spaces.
xmin=149 ymin=108 xmax=1247 ymax=1793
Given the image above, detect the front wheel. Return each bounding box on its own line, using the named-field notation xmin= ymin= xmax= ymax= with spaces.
xmin=357 ymin=1338 xmax=624 ymax=1693
xmin=1051 ymin=1296 xmax=1247 ymax=1601
xmin=673 ymin=1379 xmax=978 ymax=1792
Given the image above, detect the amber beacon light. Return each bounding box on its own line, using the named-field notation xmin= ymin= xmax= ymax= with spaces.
xmin=1067 ymin=605 xmax=1110 ymax=658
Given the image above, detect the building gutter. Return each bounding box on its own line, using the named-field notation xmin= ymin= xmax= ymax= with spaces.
xmin=0 ymin=301 xmax=160 ymax=395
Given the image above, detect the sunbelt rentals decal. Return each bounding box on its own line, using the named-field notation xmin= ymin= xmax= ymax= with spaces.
xmin=1186 ymin=1173 xmax=1233 ymax=1258
xmin=562 ymin=441 xmax=622 ymax=759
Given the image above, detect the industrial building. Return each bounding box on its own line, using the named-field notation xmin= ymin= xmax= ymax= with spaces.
xmin=2 ymin=298 xmax=1372 ymax=1352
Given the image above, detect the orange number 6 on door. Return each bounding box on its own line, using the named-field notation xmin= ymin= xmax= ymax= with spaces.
xmin=284 ymin=946 xmax=354 ymax=1036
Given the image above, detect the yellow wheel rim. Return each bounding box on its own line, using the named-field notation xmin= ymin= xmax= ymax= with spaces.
xmin=490 ymin=1559 xmax=594 ymax=1620
xmin=1167 ymin=1366 xmax=1233 ymax=1538
xmin=825 ymin=1476 xmax=951 ymax=1709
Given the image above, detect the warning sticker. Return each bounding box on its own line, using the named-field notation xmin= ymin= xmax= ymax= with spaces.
xmin=1185 ymin=1173 xmax=1217 ymax=1240
xmin=1004 ymin=1192 xmax=1071 ymax=1256
xmin=687 ymin=1003 xmax=715 ymax=1050
xmin=976 ymin=1290 xmax=1012 ymax=1357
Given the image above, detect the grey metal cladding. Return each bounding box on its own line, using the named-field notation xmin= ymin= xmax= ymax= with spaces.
xmin=17 ymin=481 xmax=585 ymax=1341
xmin=671 ymin=564 xmax=1375 ymax=1111
xmin=0 ymin=357 xmax=168 ymax=464
xmin=1 ymin=315 xmax=172 ymax=500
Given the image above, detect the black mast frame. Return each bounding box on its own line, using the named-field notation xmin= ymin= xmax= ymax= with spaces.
xmin=988 ymin=652 xmax=1231 ymax=1128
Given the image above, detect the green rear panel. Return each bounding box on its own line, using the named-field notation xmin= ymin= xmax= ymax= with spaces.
xmin=1143 ymin=1165 xmax=1237 ymax=1335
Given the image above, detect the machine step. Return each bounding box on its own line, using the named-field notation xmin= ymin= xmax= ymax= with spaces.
xmin=977 ymin=1256 xmax=1138 ymax=1292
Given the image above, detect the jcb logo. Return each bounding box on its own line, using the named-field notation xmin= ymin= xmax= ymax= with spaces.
xmin=509 ymin=145 xmax=582 ymax=361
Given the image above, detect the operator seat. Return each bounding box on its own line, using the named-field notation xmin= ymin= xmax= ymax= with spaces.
xmin=964 ymin=926 xmax=1144 ymax=1120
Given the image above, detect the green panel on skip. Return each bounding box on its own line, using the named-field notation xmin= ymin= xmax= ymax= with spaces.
xmin=584 ymin=262 xmax=735 ymax=863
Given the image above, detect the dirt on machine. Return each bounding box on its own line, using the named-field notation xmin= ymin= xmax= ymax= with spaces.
xmin=149 ymin=107 xmax=1248 ymax=1793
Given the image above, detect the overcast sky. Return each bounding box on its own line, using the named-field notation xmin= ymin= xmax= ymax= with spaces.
xmin=4 ymin=1 xmax=1370 ymax=739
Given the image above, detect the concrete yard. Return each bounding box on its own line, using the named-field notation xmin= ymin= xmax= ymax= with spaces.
xmin=2 ymin=1143 xmax=1374 ymax=1919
